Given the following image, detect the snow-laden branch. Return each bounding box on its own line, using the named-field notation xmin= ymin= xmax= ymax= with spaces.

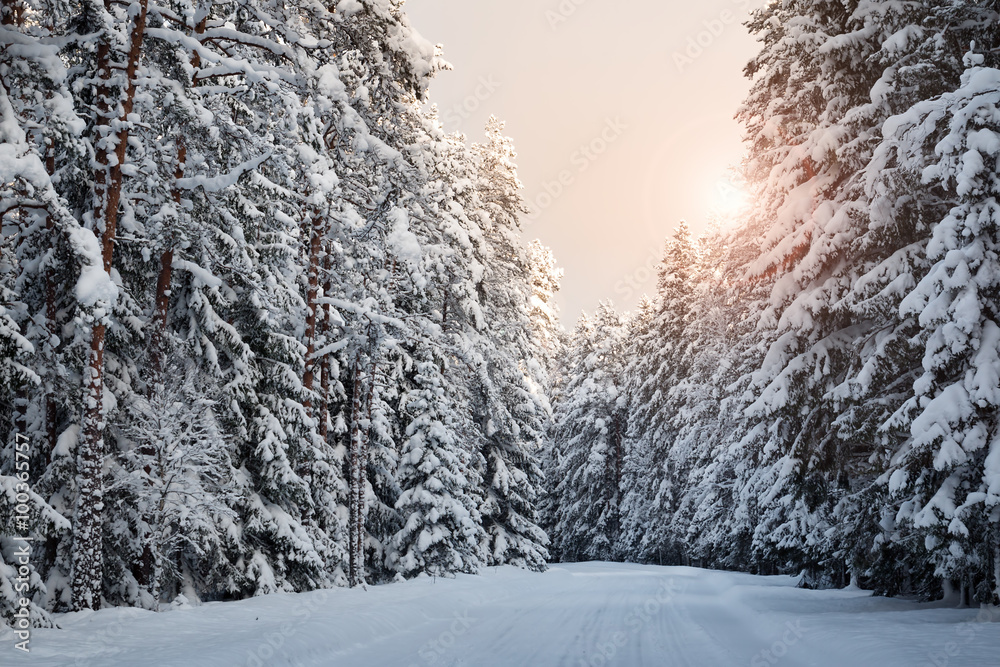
xmin=175 ymin=153 xmax=271 ymax=192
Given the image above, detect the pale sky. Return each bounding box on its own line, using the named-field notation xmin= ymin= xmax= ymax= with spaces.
xmin=405 ymin=0 xmax=760 ymax=322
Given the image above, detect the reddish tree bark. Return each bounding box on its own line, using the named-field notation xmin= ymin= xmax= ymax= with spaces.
xmin=148 ymin=13 xmax=203 ymax=381
xmin=73 ymin=0 xmax=150 ymax=612
xmin=0 ymin=0 xmax=25 ymax=26
xmin=149 ymin=139 xmax=185 ymax=381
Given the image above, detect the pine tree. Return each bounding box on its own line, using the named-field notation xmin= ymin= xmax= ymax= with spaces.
xmin=526 ymin=239 xmax=564 ymax=395
xmin=882 ymin=48 xmax=1000 ymax=603
xmin=1 ymin=0 xmax=562 ymax=624
xmin=469 ymin=118 xmax=550 ymax=570
xmin=70 ymin=0 xmax=154 ymax=610
xmin=619 ymin=223 xmax=696 ymax=562
xmin=1 ymin=1 xmax=108 ymax=615
xmin=550 ymin=304 xmax=627 ymax=562
xmin=388 ymin=354 xmax=484 ymax=578
xmin=113 ymin=362 xmax=238 ymax=606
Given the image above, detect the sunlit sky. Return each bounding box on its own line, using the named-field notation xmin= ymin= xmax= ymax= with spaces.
xmin=405 ymin=0 xmax=760 ymax=322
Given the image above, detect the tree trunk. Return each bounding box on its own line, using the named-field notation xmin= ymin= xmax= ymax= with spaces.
xmin=302 ymin=212 xmax=325 ymax=415
xmin=348 ymin=354 xmax=364 ymax=587
xmin=42 ymin=140 xmax=59 ymax=570
xmin=318 ymin=252 xmax=332 ymax=443
xmin=297 ymin=212 xmax=325 ymax=527
xmin=0 ymin=0 xmax=25 ymax=26
xmin=44 ymin=140 xmax=57 ymax=455
xmin=75 ymin=328 xmax=107 ymax=611
xmin=612 ymin=412 xmax=623 ymax=542
xmin=357 ymin=346 xmax=380 ymax=579
xmin=73 ymin=0 xmax=150 ymax=612
xmin=149 ymin=139 xmax=185 ymax=382
xmin=994 ymin=543 xmax=1000 ymax=605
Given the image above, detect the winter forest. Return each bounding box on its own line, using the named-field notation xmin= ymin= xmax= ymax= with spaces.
xmin=1 ymin=0 xmax=559 ymax=623
xmin=546 ymin=0 xmax=1000 ymax=607
xmin=3 ymin=0 xmax=1000 ymax=653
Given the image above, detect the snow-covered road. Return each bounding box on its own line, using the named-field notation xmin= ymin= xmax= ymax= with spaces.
xmin=5 ymin=562 xmax=998 ymax=666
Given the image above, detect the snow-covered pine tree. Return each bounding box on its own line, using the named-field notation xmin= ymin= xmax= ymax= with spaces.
xmin=114 ymin=362 xmax=238 ymax=607
xmin=69 ymin=0 xmax=156 ymax=610
xmin=619 ymin=223 xmax=696 ymax=563
xmin=0 ymin=201 xmax=60 ymax=627
xmin=707 ymin=0 xmax=990 ymax=583
xmin=881 ymin=46 xmax=1000 ymax=604
xmin=663 ymin=233 xmax=737 ymax=567
xmin=0 ymin=2 xmax=108 ymax=617
xmin=550 ymin=303 xmax=627 ymax=562
xmin=388 ymin=351 xmax=484 ymax=578
xmin=0 ymin=0 xmax=562 ymax=623
xmin=469 ymin=117 xmax=550 ymax=570
xmin=378 ymin=109 xmax=487 ymax=580
xmin=526 ymin=239 xmax=564 ymax=395
xmin=671 ymin=219 xmax=774 ymax=571
xmin=724 ymin=0 xmax=890 ymax=579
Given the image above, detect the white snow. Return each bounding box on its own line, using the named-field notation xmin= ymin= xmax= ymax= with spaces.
xmin=386 ymin=207 xmax=424 ymax=268
xmin=4 ymin=562 xmax=998 ymax=666
xmin=175 ymin=153 xmax=272 ymax=193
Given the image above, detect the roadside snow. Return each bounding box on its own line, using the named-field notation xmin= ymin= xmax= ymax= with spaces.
xmin=3 ymin=562 xmax=997 ymax=666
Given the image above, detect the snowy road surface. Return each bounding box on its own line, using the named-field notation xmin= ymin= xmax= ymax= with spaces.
xmin=4 ymin=562 xmax=998 ymax=666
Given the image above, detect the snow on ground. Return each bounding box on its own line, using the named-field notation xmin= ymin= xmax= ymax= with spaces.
xmin=3 ymin=562 xmax=998 ymax=666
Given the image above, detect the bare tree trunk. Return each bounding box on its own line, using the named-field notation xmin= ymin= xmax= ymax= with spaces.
xmin=12 ymin=216 xmax=27 ymax=439
xmin=348 ymin=354 xmax=363 ymax=587
xmin=318 ymin=252 xmax=332 ymax=443
xmin=354 ymin=347 xmax=379 ymax=586
xmin=41 ymin=139 xmax=61 ymax=572
xmin=612 ymin=413 xmax=622 ymax=543
xmin=296 ymin=212 xmax=326 ymax=527
xmin=614 ymin=414 xmax=622 ymax=488
xmin=318 ymin=358 xmax=330 ymax=441
xmin=44 ymin=140 xmax=58 ymax=455
xmin=73 ymin=0 xmax=149 ymax=612
xmin=302 ymin=212 xmax=324 ymax=415
xmin=994 ymin=544 xmax=1000 ymax=605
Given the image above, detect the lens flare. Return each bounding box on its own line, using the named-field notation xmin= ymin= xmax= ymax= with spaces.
xmin=710 ymin=177 xmax=749 ymax=219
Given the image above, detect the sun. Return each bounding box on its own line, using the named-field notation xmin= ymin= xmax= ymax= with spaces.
xmin=709 ymin=176 xmax=750 ymax=220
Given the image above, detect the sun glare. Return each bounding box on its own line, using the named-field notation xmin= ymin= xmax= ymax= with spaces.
xmin=709 ymin=177 xmax=750 ymax=220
